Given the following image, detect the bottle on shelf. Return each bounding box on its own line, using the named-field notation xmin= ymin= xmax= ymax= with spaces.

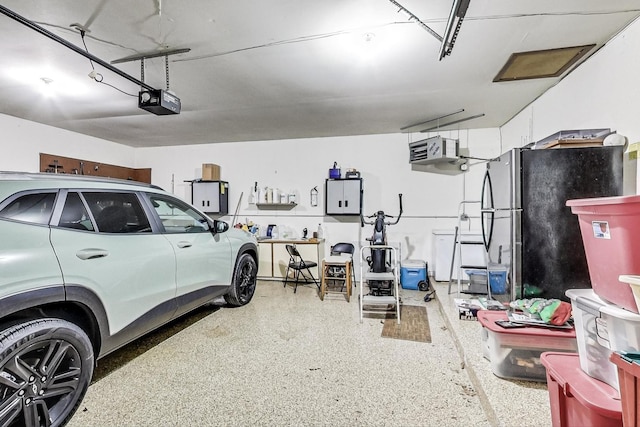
xmin=317 ymin=223 xmax=324 ymax=240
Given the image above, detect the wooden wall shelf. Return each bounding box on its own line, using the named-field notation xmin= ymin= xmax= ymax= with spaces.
xmin=39 ymin=153 xmax=151 ymax=183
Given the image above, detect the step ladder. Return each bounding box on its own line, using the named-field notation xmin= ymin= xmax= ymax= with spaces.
xmin=359 ymin=245 xmax=400 ymax=324
xmin=447 ymin=201 xmax=492 ymax=298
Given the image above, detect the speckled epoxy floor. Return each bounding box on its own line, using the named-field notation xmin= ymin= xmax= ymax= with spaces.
xmin=67 ymin=280 xmax=551 ymax=427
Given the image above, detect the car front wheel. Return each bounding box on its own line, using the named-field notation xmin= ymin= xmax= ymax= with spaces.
xmin=0 ymin=318 xmax=94 ymax=427
xmin=224 ymin=253 xmax=257 ymax=306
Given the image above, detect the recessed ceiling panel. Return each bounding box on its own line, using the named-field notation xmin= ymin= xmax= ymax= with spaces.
xmin=493 ymin=44 xmax=596 ymax=82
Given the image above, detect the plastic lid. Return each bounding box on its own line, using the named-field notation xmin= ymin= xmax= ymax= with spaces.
xmin=620 ymin=274 xmax=640 ymax=286
xmin=401 ymin=259 xmax=426 ymax=268
xmin=566 ymin=288 xmax=607 ymax=314
xmin=566 ymin=194 xmax=640 ymax=207
xmin=541 ymin=352 xmax=621 ymax=412
xmin=599 ymin=298 xmax=640 ymax=321
xmin=478 ymin=310 xmax=576 ymax=338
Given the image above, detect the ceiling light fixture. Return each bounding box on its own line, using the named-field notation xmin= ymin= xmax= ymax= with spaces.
xmin=0 ymin=4 xmax=179 ymax=115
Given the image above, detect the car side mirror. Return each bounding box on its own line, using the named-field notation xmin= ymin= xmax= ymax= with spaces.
xmin=211 ymin=219 xmax=229 ymax=234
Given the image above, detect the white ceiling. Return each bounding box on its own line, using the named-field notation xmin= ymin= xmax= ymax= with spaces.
xmin=0 ymin=1 xmax=639 ymax=147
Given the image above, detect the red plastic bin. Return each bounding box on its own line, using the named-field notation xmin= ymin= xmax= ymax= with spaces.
xmin=609 ymin=351 xmax=640 ymax=427
xmin=566 ymin=195 xmax=640 ymax=313
xmin=541 ymin=352 xmax=622 ymax=427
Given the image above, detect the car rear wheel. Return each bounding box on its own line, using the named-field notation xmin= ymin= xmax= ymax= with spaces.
xmin=224 ymin=253 xmax=257 ymax=306
xmin=0 ymin=318 xmax=94 ymax=427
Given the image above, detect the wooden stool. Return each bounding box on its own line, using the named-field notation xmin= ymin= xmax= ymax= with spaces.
xmin=320 ymin=256 xmax=352 ymax=302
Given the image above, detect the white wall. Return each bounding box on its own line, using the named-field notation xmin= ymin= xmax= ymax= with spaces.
xmin=0 ymin=113 xmax=135 ymax=172
xmin=136 ymin=128 xmax=500 ymax=274
xmin=0 ymin=107 xmax=499 ymax=278
xmin=502 ymin=17 xmax=640 ymax=148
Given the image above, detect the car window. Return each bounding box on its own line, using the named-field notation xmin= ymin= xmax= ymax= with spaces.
xmin=58 ymin=192 xmax=95 ymax=231
xmin=0 ymin=192 xmax=56 ymax=224
xmin=83 ymin=192 xmax=151 ymax=233
xmin=148 ymin=194 xmax=211 ymax=234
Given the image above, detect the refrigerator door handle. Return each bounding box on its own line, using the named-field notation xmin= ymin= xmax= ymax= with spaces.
xmin=481 ymin=169 xmax=495 ymax=251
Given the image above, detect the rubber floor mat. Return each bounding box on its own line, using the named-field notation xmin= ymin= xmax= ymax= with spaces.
xmin=381 ymin=305 xmax=431 ymax=343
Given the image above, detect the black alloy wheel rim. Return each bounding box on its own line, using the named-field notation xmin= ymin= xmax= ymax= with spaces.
xmin=238 ymin=259 xmax=257 ymax=302
xmin=0 ymin=338 xmax=83 ymax=427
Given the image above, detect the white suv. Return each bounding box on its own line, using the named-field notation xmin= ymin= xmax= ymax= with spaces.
xmin=0 ymin=172 xmax=258 ymax=426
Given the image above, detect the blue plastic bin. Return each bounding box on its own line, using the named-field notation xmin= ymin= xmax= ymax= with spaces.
xmin=463 ymin=266 xmax=507 ymax=295
xmin=488 ymin=269 xmax=507 ymax=294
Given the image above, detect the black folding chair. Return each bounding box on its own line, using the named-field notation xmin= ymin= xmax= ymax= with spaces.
xmin=283 ymin=244 xmax=319 ymax=293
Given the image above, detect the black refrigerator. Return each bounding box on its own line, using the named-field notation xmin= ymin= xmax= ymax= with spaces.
xmin=481 ymin=145 xmax=623 ymax=301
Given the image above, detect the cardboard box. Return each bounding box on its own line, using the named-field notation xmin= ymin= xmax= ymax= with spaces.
xmin=202 ymin=163 xmax=221 ymax=181
xmin=624 ymin=142 xmax=639 ymax=195
xmin=543 ymin=139 xmax=604 ymax=149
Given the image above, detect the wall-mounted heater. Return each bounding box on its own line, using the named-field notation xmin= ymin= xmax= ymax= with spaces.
xmin=409 ymin=136 xmax=460 ymax=165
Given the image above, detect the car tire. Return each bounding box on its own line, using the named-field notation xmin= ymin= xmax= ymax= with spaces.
xmin=0 ymin=318 xmax=94 ymax=427
xmin=224 ymin=253 xmax=257 ymax=307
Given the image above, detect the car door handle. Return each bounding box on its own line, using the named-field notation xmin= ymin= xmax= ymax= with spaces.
xmin=76 ymin=249 xmax=109 ymax=260
xmin=177 ymin=241 xmax=192 ymax=248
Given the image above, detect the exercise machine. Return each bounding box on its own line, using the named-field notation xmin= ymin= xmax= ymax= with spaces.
xmin=359 ymin=194 xmax=403 ymax=323
xmin=360 ymin=194 xmax=403 ymax=295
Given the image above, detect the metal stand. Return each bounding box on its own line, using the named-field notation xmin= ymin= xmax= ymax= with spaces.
xmin=447 ymin=201 xmax=491 ymax=298
xmin=359 ymin=245 xmax=400 ymax=324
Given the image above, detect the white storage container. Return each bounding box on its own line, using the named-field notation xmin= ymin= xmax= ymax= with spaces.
xmin=566 ymin=288 xmax=640 ymax=392
xmin=432 ymin=230 xmax=485 ymax=281
xmin=566 ymin=289 xmax=618 ymax=391
xmin=478 ymin=310 xmax=578 ymax=382
xmin=600 ymin=298 xmax=640 ymax=351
